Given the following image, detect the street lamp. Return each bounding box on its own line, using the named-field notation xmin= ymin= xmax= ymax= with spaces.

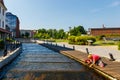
xmin=69 ymin=27 xmax=71 ymax=36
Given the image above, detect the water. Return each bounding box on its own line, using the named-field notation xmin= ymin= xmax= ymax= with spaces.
xmin=0 ymin=43 xmax=107 ymax=80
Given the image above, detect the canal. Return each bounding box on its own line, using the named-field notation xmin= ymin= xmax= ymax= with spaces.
xmin=0 ymin=43 xmax=107 ymax=80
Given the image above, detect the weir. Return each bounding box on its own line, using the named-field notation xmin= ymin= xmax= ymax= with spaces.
xmin=0 ymin=43 xmax=107 ymax=80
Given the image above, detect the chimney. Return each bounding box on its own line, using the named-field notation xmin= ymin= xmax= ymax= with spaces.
xmin=102 ymin=24 xmax=105 ymax=28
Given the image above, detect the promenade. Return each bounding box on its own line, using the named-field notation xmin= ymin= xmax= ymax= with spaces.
xmin=54 ymin=42 xmax=120 ymax=62
xmin=39 ymin=41 xmax=120 ymax=80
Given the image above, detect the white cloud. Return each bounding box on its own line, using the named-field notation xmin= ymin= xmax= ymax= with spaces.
xmin=90 ymin=8 xmax=104 ymax=13
xmin=110 ymin=1 xmax=120 ymax=7
xmin=90 ymin=1 xmax=120 ymax=13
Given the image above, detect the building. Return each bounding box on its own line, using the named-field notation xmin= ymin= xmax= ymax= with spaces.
xmin=0 ymin=0 xmax=11 ymax=40
xmin=90 ymin=27 xmax=120 ymax=36
xmin=6 ymin=12 xmax=20 ymax=38
xmin=20 ymin=30 xmax=36 ymax=38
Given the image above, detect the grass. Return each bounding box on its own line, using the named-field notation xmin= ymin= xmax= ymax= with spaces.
xmin=45 ymin=39 xmax=119 ymax=46
xmin=55 ymin=39 xmax=68 ymax=42
xmin=93 ymin=40 xmax=118 ymax=46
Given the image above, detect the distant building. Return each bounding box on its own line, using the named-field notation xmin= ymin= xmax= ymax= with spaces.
xmin=20 ymin=30 xmax=37 ymax=38
xmin=89 ymin=27 xmax=120 ymax=36
xmin=0 ymin=0 xmax=11 ymax=40
xmin=6 ymin=12 xmax=20 ymax=38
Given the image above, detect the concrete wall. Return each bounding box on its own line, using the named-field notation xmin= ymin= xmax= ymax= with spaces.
xmin=0 ymin=47 xmax=22 ymax=69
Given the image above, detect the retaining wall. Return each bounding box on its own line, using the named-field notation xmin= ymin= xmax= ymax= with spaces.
xmin=0 ymin=47 xmax=22 ymax=69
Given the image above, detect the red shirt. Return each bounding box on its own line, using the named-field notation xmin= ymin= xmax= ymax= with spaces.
xmin=91 ymin=54 xmax=100 ymax=62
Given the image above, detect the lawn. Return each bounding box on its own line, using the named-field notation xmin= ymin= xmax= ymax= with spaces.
xmin=93 ymin=40 xmax=118 ymax=46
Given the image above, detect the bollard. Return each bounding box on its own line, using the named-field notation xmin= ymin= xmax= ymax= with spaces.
xmin=56 ymin=43 xmax=57 ymax=46
xmin=73 ymin=46 xmax=75 ymax=50
xmin=3 ymin=47 xmax=7 ymax=57
xmin=86 ymin=48 xmax=89 ymax=54
xmin=109 ymin=53 xmax=115 ymax=61
xmin=63 ymin=44 xmax=65 ymax=47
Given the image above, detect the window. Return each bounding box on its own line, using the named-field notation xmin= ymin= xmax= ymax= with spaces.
xmin=0 ymin=19 xmax=1 ymax=27
xmin=2 ymin=9 xmax=4 ymax=16
xmin=2 ymin=21 xmax=4 ymax=28
xmin=0 ymin=7 xmax=1 ymax=14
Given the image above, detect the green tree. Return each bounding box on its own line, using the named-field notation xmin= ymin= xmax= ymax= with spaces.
xmin=25 ymin=32 xmax=30 ymax=38
xmin=21 ymin=33 xmax=24 ymax=38
xmin=58 ymin=29 xmax=65 ymax=39
xmin=38 ymin=28 xmax=46 ymax=33
xmin=69 ymin=25 xmax=86 ymax=36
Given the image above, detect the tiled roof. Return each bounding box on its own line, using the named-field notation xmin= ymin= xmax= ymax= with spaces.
xmin=0 ymin=0 xmax=7 ymax=10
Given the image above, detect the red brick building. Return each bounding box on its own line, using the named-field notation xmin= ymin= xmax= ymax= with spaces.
xmin=90 ymin=27 xmax=120 ymax=36
xmin=15 ymin=17 xmax=20 ymax=38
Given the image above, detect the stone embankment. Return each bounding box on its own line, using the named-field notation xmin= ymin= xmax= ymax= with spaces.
xmin=0 ymin=47 xmax=22 ymax=69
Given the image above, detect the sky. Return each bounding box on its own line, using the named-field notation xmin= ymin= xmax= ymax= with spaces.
xmin=4 ymin=0 xmax=120 ymax=31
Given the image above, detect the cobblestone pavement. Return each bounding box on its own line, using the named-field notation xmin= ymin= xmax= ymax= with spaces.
xmin=50 ymin=42 xmax=120 ymax=62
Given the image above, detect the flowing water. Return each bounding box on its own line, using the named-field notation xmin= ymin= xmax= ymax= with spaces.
xmin=0 ymin=43 xmax=107 ymax=80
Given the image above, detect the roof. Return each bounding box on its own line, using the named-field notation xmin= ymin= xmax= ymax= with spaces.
xmin=90 ymin=27 xmax=120 ymax=30
xmin=0 ymin=0 xmax=7 ymax=10
xmin=0 ymin=28 xmax=11 ymax=34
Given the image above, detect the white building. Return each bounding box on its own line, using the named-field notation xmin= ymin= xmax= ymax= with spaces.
xmin=0 ymin=0 xmax=11 ymax=40
xmin=20 ymin=30 xmax=33 ymax=38
xmin=0 ymin=0 xmax=7 ymax=29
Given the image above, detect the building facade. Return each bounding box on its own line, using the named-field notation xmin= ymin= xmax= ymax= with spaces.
xmin=90 ymin=27 xmax=120 ymax=36
xmin=0 ymin=0 xmax=6 ymax=29
xmin=20 ymin=30 xmax=37 ymax=38
xmin=0 ymin=0 xmax=11 ymax=40
xmin=6 ymin=12 xmax=20 ymax=38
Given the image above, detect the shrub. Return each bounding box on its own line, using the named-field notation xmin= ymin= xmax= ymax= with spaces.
xmin=68 ymin=36 xmax=76 ymax=44
xmin=68 ymin=36 xmax=96 ymax=45
xmin=6 ymin=38 xmax=13 ymax=42
xmin=118 ymin=41 xmax=120 ymax=50
xmin=0 ymin=39 xmax=5 ymax=50
xmin=75 ymin=36 xmax=87 ymax=45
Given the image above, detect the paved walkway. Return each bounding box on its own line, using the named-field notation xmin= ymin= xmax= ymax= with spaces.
xmin=50 ymin=42 xmax=120 ymax=62
xmin=40 ymin=42 xmax=120 ymax=80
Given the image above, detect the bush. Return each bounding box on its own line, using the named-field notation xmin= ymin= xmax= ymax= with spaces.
xmin=0 ymin=39 xmax=5 ymax=50
xmin=6 ymin=38 xmax=13 ymax=42
xmin=68 ymin=36 xmax=76 ymax=44
xmin=68 ymin=36 xmax=96 ymax=45
xmin=75 ymin=36 xmax=87 ymax=45
xmin=118 ymin=42 xmax=120 ymax=50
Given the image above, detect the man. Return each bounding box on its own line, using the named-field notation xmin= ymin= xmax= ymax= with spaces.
xmin=85 ymin=54 xmax=101 ymax=67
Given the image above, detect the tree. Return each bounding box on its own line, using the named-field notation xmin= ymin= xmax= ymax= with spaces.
xmin=58 ymin=29 xmax=65 ymax=39
xmin=34 ymin=28 xmax=68 ymax=39
xmin=25 ymin=32 xmax=30 ymax=38
xmin=69 ymin=25 xmax=86 ymax=36
xmin=21 ymin=34 xmax=24 ymax=38
xmin=77 ymin=25 xmax=86 ymax=34
xmin=38 ymin=28 xmax=46 ymax=33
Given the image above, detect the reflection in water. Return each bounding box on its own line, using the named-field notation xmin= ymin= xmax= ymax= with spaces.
xmin=1 ymin=43 xmax=107 ymax=80
xmin=3 ymin=71 xmax=105 ymax=80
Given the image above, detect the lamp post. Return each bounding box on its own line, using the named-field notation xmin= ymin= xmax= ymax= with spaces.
xmin=69 ymin=27 xmax=71 ymax=36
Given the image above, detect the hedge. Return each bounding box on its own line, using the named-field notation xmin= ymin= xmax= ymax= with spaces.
xmin=118 ymin=41 xmax=120 ymax=50
xmin=68 ymin=36 xmax=96 ymax=45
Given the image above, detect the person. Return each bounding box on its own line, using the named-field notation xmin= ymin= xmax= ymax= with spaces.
xmin=85 ymin=54 xmax=104 ymax=67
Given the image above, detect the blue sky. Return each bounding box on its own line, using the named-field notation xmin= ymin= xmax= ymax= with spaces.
xmin=4 ymin=0 xmax=120 ymax=31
